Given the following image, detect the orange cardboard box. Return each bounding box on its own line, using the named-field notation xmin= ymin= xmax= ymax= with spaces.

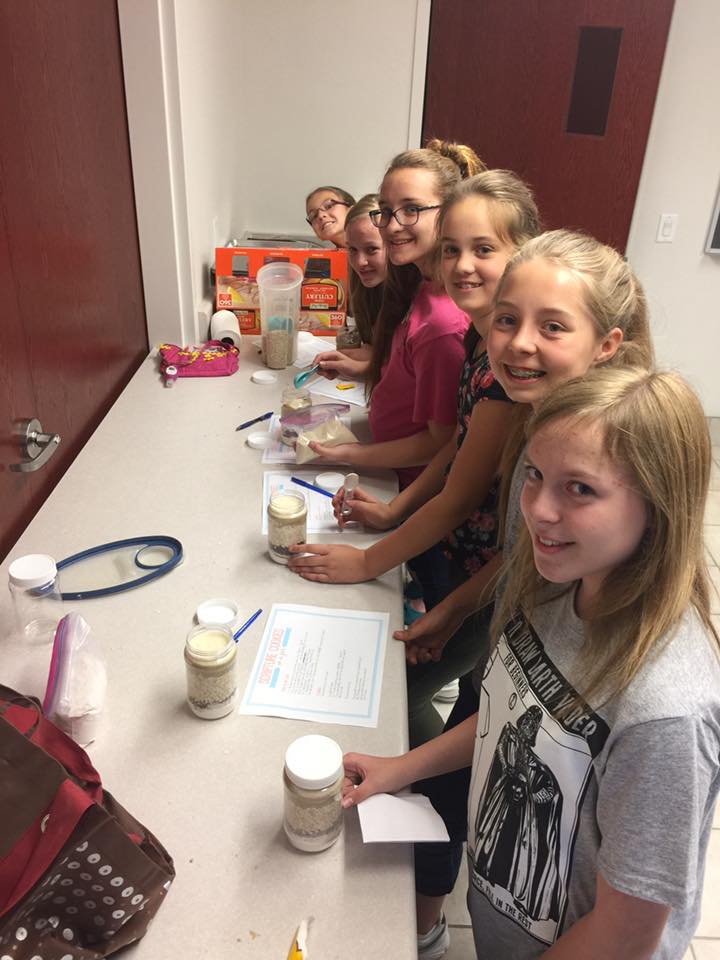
xmin=215 ymin=246 xmax=348 ymax=336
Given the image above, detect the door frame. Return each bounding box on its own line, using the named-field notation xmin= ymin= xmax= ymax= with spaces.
xmin=117 ymin=0 xmax=196 ymax=346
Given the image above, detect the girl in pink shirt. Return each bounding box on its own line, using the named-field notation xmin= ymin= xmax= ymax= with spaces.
xmin=310 ymin=140 xmax=484 ymax=489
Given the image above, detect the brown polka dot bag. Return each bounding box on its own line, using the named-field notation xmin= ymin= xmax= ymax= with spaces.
xmin=0 ymin=687 xmax=175 ymax=959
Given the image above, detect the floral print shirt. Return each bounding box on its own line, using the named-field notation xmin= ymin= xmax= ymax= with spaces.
xmin=441 ymin=345 xmax=512 ymax=577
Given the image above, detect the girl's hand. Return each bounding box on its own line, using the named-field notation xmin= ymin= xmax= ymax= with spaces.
xmin=308 ymin=441 xmax=359 ymax=464
xmin=313 ymin=350 xmax=369 ymax=381
xmin=331 ymin=485 xmax=396 ymax=530
xmin=395 ymin=599 xmax=470 ymax=666
xmin=287 ymin=543 xmax=370 ymax=583
xmin=342 ymin=752 xmax=409 ymax=808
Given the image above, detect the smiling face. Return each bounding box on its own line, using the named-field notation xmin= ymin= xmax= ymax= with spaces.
xmin=377 ymin=168 xmax=442 ymax=274
xmin=306 ymin=190 xmax=350 ymax=247
xmin=440 ymin=197 xmax=515 ymax=333
xmin=521 ymin=416 xmax=648 ymax=615
xmin=346 ymin=216 xmax=386 ymax=288
xmin=487 ymin=259 xmax=623 ymax=407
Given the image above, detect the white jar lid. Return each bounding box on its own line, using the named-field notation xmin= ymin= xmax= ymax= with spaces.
xmin=314 ymin=472 xmax=345 ymax=493
xmin=285 ymin=735 xmax=343 ymax=790
xmin=251 ymin=370 xmax=277 ymax=384
xmin=196 ymin=597 xmax=239 ymax=627
xmin=8 ymin=554 xmax=57 ymax=589
xmin=246 ymin=431 xmax=272 ymax=450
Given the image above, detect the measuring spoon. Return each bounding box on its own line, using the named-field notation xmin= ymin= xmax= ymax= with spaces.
xmin=341 ymin=472 xmax=360 ymax=517
xmin=293 ymin=364 xmax=320 ymax=389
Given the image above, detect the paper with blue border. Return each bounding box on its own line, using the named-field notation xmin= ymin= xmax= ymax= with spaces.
xmin=239 ymin=603 xmax=388 ymax=727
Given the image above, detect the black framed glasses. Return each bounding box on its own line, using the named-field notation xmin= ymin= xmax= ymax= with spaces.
xmin=306 ymin=198 xmax=351 ymax=226
xmin=369 ymin=203 xmax=441 ymax=228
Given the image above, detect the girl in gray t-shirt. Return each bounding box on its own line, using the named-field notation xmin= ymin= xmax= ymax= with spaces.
xmin=342 ymin=368 xmax=720 ymax=960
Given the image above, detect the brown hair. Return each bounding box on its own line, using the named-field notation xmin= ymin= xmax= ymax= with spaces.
xmin=493 ymin=367 xmax=719 ymax=708
xmin=434 ymin=170 xmax=542 ymax=356
xmin=368 ymin=139 xmax=486 ymax=396
xmin=305 ymin=185 xmax=356 ymax=208
xmin=345 ymin=194 xmax=385 ymax=344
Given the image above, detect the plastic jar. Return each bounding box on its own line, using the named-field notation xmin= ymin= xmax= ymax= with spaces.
xmin=280 ymin=387 xmax=311 ymax=446
xmin=267 ymin=491 xmax=307 ymax=564
xmin=184 ymin=625 xmax=237 ymax=719
xmin=8 ymin=554 xmax=64 ymax=643
xmin=335 ymin=316 xmax=361 ymax=351
xmin=283 ymin=735 xmax=344 ymax=852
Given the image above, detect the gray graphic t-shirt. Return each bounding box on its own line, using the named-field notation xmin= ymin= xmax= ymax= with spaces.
xmin=467 ymin=589 xmax=720 ymax=959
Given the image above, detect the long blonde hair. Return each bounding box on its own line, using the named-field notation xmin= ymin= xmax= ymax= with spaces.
xmin=493 ymin=367 xmax=719 ymax=706
xmin=345 ymin=194 xmax=384 ymax=345
xmin=368 ymin=139 xmax=486 ymax=395
xmin=495 ymin=229 xmax=655 ymax=539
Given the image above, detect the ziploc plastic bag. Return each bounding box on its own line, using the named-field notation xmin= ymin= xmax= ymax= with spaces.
xmin=280 ymin=402 xmax=350 ymax=448
xmin=43 ymin=612 xmax=107 ymax=746
xmin=295 ymin=416 xmax=359 ymax=464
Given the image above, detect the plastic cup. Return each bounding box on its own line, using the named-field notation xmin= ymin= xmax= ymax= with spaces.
xmin=256 ymin=262 xmax=303 ymax=369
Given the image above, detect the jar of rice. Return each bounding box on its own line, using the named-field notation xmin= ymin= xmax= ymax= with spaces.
xmin=267 ymin=490 xmax=307 ymax=564
xmin=283 ymin=734 xmax=344 ymax=852
xmin=184 ymin=625 xmax=237 ymax=719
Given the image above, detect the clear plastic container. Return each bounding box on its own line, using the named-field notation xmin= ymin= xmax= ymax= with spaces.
xmin=336 ymin=316 xmax=362 ymax=350
xmin=257 ymin=262 xmax=303 ymax=369
xmin=283 ymin=734 xmax=344 ymax=852
xmin=8 ymin=553 xmax=64 ymax=643
xmin=184 ymin=625 xmax=237 ymax=719
xmin=267 ymin=491 xmax=307 ymax=564
xmin=280 ymin=387 xmax=312 ymax=446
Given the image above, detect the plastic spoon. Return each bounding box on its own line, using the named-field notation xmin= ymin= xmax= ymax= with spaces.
xmin=341 ymin=472 xmax=360 ymax=517
xmin=293 ymin=365 xmax=320 ymax=388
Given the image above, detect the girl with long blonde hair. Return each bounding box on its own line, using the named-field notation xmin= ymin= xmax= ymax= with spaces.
xmin=342 ymin=367 xmax=720 ymax=960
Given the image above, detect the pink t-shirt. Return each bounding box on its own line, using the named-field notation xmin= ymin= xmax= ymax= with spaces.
xmin=368 ymin=281 xmax=468 ymax=487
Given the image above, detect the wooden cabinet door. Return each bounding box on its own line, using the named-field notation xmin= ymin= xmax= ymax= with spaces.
xmin=0 ymin=0 xmax=148 ymax=561
xmin=423 ymin=0 xmax=675 ymax=251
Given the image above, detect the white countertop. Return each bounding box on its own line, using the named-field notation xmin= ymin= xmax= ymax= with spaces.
xmin=0 ymin=341 xmax=414 ymax=958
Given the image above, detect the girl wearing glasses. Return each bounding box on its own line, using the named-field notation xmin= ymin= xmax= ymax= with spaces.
xmin=309 ymin=140 xmax=484 ymax=495
xmin=305 ymin=185 xmax=355 ymax=248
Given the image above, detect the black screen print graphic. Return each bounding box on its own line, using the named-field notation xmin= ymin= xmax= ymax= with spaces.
xmin=473 ymin=705 xmax=563 ymax=922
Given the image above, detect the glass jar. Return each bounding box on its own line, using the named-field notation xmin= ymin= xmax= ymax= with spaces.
xmin=8 ymin=554 xmax=64 ymax=643
xmin=184 ymin=624 xmax=237 ymax=719
xmin=336 ymin=316 xmax=361 ymax=351
xmin=267 ymin=490 xmax=307 ymax=564
xmin=280 ymin=387 xmax=311 ymax=446
xmin=283 ymin=734 xmax=344 ymax=852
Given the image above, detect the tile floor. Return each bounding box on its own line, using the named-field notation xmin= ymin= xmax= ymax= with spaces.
xmin=434 ymin=417 xmax=720 ymax=959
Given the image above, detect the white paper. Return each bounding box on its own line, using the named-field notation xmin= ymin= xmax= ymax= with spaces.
xmin=239 ymin=603 xmax=388 ymax=727
xmin=309 ymin=377 xmax=367 ymax=407
xmin=261 ymin=472 xmax=339 ymax=534
xmin=293 ymin=334 xmax=335 ymax=368
xmin=260 ymin=414 xmax=297 ymax=464
xmin=356 ymin=793 xmax=450 ymax=843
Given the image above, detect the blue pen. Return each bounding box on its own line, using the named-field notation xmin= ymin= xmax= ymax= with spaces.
xmin=234 ymin=608 xmax=263 ymax=642
xmin=236 ymin=411 xmax=273 ymax=431
xmin=290 ymin=476 xmax=334 ymax=499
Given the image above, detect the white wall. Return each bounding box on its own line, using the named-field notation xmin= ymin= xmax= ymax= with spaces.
xmin=127 ymin=0 xmax=429 ymax=341
xmin=232 ymin=0 xmax=428 ymax=235
xmin=626 ymin=0 xmax=720 ymax=414
xmin=174 ymin=0 xmax=245 ymax=328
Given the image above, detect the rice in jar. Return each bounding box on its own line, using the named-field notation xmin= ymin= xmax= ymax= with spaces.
xmin=184 ymin=625 xmax=237 ymax=719
xmin=283 ymin=735 xmax=344 ymax=852
xmin=280 ymin=387 xmax=311 ymax=446
xmin=267 ymin=491 xmax=307 ymax=564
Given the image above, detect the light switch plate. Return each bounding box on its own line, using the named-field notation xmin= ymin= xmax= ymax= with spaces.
xmin=656 ymin=213 xmax=678 ymax=243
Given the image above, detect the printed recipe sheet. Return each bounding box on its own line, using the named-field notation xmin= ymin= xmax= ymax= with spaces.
xmin=239 ymin=603 xmax=388 ymax=727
